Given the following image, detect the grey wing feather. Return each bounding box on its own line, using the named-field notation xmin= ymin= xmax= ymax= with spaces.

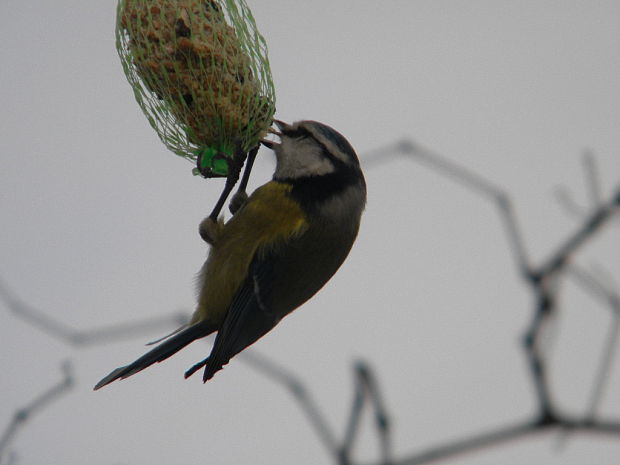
xmin=194 ymin=220 xmax=355 ymax=382
xmin=197 ymin=256 xmax=279 ymax=382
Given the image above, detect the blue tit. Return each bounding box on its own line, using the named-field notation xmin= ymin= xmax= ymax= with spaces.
xmin=94 ymin=120 xmax=366 ymax=388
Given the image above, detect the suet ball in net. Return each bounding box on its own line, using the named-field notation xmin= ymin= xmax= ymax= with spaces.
xmin=116 ymin=0 xmax=276 ymax=177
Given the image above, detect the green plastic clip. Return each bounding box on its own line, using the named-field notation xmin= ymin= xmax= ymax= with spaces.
xmin=195 ymin=146 xmax=233 ymax=178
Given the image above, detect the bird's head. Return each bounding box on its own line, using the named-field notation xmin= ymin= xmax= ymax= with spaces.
xmin=262 ymin=120 xmax=363 ymax=182
xmin=261 ymin=119 xmax=366 ymax=215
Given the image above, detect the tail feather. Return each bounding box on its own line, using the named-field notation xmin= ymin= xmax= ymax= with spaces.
xmin=145 ymin=323 xmax=189 ymax=346
xmin=94 ymin=321 xmax=215 ymax=390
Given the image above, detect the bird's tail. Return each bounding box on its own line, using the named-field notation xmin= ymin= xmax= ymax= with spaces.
xmin=93 ymin=320 xmax=216 ymax=390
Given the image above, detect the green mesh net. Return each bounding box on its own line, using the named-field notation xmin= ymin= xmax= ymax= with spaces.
xmin=116 ymin=0 xmax=276 ymax=177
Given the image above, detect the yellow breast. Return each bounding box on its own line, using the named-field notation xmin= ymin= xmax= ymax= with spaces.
xmin=192 ymin=182 xmax=308 ymax=325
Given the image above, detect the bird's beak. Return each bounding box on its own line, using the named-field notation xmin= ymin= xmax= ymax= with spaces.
xmin=260 ymin=138 xmax=277 ymax=149
xmin=268 ymin=127 xmax=282 ymax=137
xmin=273 ymin=119 xmax=289 ymax=132
xmin=261 ymin=119 xmax=288 ymax=150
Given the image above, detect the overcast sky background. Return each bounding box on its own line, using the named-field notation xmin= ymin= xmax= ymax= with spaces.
xmin=1 ymin=1 xmax=620 ymax=464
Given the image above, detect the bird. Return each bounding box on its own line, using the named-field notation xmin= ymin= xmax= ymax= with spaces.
xmin=94 ymin=119 xmax=366 ymax=389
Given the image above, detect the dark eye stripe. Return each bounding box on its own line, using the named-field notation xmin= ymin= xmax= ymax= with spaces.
xmin=311 ymin=124 xmax=358 ymax=164
xmin=282 ymin=127 xmax=311 ymax=139
xmin=284 ymin=121 xmax=361 ymax=169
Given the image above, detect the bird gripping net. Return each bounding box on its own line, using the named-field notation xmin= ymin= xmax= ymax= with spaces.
xmin=116 ymin=0 xmax=275 ymax=177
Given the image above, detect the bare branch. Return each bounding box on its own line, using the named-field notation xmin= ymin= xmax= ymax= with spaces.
xmin=391 ymin=419 xmax=538 ymax=465
xmin=382 ymin=416 xmax=620 ymax=465
xmin=365 ymin=139 xmax=532 ymax=279
xmin=568 ymin=265 xmax=620 ymax=419
xmin=553 ymin=150 xmax=602 ymax=220
xmin=536 ymin=186 xmax=619 ymax=278
xmin=240 ymin=351 xmax=393 ymax=465
xmin=522 ymin=282 xmax=558 ymax=421
xmin=0 ymin=361 xmax=73 ymax=464
xmin=341 ymin=365 xmax=366 ymax=463
xmin=363 ymin=144 xmax=620 ymax=464
xmin=362 ymin=140 xmax=417 ymax=169
xmin=517 ymin=185 xmax=619 ymax=435
xmin=0 ymin=276 xmax=187 ymax=347
xmin=202 ymin=156 xmax=620 ymax=464
xmin=238 ymin=350 xmax=340 ymax=456
xmin=554 ymin=185 xmax=587 ymax=219
xmin=1 ymin=141 xmax=617 ymax=465
xmin=340 ymin=362 xmax=392 ymax=465
xmin=357 ymin=362 xmax=392 ymax=465
xmin=582 ymin=150 xmax=602 ymax=208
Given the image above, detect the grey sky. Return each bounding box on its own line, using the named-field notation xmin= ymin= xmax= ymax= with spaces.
xmin=1 ymin=1 xmax=619 ymax=464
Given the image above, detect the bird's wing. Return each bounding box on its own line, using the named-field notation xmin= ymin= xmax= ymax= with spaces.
xmin=190 ymin=253 xmax=280 ymax=382
xmin=186 ymin=218 xmax=354 ymax=382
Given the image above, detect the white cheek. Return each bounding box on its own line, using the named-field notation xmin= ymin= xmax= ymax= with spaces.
xmin=275 ymin=140 xmax=334 ymax=178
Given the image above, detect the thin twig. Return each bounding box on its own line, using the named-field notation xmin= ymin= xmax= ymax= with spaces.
xmin=341 ymin=366 xmax=365 ymax=464
xmin=340 ymin=362 xmax=392 ymax=465
xmin=366 ymin=139 xmax=532 ymax=277
xmin=1 ymin=142 xmax=617 ymax=465
xmin=356 ymin=362 xmax=392 ymax=465
xmin=383 ymin=416 xmax=620 ymax=465
xmin=238 ymin=350 xmax=340 ymax=456
xmin=554 ymin=186 xmax=586 ymax=219
xmin=520 ymin=186 xmax=619 ymax=425
xmin=240 ymin=351 xmax=393 ymax=465
xmin=536 ymin=187 xmax=619 ymax=278
xmin=568 ymin=265 xmax=620 ymax=418
xmin=0 ymin=276 xmax=187 ymax=347
xmin=0 ymin=361 xmax=73 ymax=464
xmin=555 ymin=153 xmax=619 ymax=226
xmin=392 ymin=419 xmax=539 ymax=465
xmin=523 ymin=282 xmax=558 ymax=422
xmin=582 ymin=150 xmax=602 ymax=208
xmin=362 ymin=140 xmax=416 ymax=169
xmin=363 ymin=144 xmax=620 ymax=464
